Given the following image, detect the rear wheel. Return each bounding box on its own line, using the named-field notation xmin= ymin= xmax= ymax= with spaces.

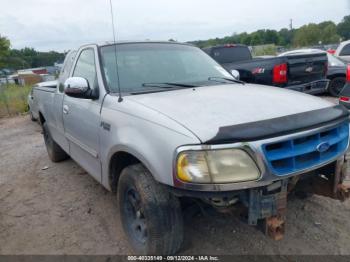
xmin=329 ymin=77 xmax=346 ymax=97
xmin=118 ymin=164 xmax=184 ymax=255
xmin=43 ymin=122 xmax=69 ymax=162
xmin=29 ymin=109 xmax=36 ymax=122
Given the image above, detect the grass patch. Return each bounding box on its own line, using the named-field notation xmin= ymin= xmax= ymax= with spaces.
xmin=0 ymin=84 xmax=32 ymax=117
xmin=251 ymin=44 xmax=277 ymax=56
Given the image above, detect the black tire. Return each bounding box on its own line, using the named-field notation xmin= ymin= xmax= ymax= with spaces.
xmin=42 ymin=122 xmax=69 ymax=162
xmin=118 ymin=164 xmax=184 ymax=255
xmin=329 ymin=77 xmax=346 ymax=97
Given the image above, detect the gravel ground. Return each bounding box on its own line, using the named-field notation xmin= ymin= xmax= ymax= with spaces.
xmin=1 ymin=96 xmax=350 ymax=255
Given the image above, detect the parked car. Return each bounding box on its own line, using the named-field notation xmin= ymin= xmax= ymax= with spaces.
xmin=335 ymin=40 xmax=350 ymax=62
xmin=279 ymin=49 xmax=348 ymax=97
xmin=338 ymin=65 xmax=350 ymax=109
xmin=28 ymin=80 xmax=57 ymax=121
xmin=310 ymin=44 xmax=339 ymax=53
xmin=327 ymin=49 xmax=336 ymax=55
xmin=204 ymin=44 xmax=329 ymax=95
xmin=34 ymin=41 xmax=350 ymax=255
xmin=328 ymin=54 xmax=348 ymax=96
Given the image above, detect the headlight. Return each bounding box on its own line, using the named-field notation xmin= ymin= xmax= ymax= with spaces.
xmin=176 ymin=149 xmax=260 ymax=183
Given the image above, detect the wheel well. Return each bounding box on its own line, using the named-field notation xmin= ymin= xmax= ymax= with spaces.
xmin=39 ymin=112 xmax=45 ymax=125
xmin=109 ymin=151 xmax=141 ymax=193
xmin=328 ymin=74 xmax=346 ymax=81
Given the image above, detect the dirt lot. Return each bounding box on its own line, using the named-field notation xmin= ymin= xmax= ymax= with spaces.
xmin=1 ymin=97 xmax=350 ymax=255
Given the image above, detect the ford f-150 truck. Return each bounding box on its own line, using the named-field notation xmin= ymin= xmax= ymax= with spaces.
xmin=203 ymin=44 xmax=329 ymax=94
xmin=34 ymin=41 xmax=350 ymax=255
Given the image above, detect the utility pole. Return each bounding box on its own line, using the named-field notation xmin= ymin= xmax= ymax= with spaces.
xmin=289 ymin=19 xmax=293 ymax=30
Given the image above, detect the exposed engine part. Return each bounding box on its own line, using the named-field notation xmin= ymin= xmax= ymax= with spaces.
xmin=235 ymin=179 xmax=289 ymax=240
xmin=204 ymin=196 xmax=239 ymax=208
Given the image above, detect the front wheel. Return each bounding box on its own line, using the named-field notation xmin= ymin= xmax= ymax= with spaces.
xmin=118 ymin=164 xmax=184 ymax=255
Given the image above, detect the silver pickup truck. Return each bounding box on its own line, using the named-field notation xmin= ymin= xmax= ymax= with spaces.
xmin=34 ymin=41 xmax=350 ymax=255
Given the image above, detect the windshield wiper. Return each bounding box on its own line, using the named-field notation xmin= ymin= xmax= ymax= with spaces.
xmin=142 ymin=82 xmax=198 ymax=88
xmin=208 ymin=77 xmax=245 ymax=85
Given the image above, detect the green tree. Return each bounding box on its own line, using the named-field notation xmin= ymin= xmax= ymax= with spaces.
xmin=337 ymin=15 xmax=350 ymax=40
xmin=293 ymin=23 xmax=321 ymax=46
xmin=0 ymin=35 xmax=11 ymax=68
xmin=278 ymin=28 xmax=294 ymax=46
xmin=316 ymin=21 xmax=340 ymax=44
xmin=239 ymin=32 xmax=252 ymax=45
xmin=264 ymin=30 xmax=280 ymax=44
xmin=250 ymin=31 xmax=263 ymax=45
xmin=321 ymin=23 xmax=340 ymax=44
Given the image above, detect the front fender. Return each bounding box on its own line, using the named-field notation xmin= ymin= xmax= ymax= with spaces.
xmin=99 ymin=96 xmax=200 ymax=190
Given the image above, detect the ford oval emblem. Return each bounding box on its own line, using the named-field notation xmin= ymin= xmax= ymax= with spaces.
xmin=317 ymin=142 xmax=330 ymax=153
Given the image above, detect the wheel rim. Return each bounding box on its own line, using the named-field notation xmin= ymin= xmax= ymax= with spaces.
xmin=331 ymin=79 xmax=346 ymax=96
xmin=123 ymin=187 xmax=148 ymax=244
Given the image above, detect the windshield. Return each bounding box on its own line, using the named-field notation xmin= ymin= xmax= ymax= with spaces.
xmin=100 ymin=43 xmax=233 ymax=93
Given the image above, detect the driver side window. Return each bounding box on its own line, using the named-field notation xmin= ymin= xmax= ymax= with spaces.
xmin=73 ymin=49 xmax=97 ymax=89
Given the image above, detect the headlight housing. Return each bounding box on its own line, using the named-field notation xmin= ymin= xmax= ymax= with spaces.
xmin=176 ymin=149 xmax=260 ymax=184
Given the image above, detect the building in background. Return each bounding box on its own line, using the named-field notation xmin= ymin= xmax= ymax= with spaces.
xmin=0 ymin=65 xmax=60 ymax=86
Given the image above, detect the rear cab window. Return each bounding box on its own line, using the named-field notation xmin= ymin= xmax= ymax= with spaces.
xmin=340 ymin=44 xmax=350 ymax=56
xmin=211 ymin=46 xmax=252 ymax=63
xmin=58 ymin=50 xmax=77 ymax=92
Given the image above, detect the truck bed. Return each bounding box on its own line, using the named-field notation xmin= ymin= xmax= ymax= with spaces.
xmin=205 ymin=45 xmax=329 ymax=94
xmin=223 ymin=53 xmax=327 ymax=86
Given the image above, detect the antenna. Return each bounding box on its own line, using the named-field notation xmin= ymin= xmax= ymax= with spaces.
xmin=109 ymin=0 xmax=123 ymax=102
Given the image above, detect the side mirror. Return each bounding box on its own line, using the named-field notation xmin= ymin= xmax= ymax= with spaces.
xmin=231 ymin=70 xmax=240 ymax=80
xmin=64 ymin=77 xmax=92 ymax=99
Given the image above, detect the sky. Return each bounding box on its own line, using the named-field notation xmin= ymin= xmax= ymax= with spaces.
xmin=0 ymin=0 xmax=349 ymax=52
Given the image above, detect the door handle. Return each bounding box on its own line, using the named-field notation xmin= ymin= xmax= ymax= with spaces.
xmin=63 ymin=105 xmax=69 ymax=114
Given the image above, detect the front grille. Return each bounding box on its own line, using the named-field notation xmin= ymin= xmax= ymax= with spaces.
xmin=262 ymin=122 xmax=349 ymax=176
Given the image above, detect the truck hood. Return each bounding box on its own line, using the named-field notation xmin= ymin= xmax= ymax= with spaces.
xmin=129 ymin=84 xmax=346 ymax=143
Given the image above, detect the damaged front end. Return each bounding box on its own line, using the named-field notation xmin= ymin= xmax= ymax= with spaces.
xmin=203 ymin=155 xmax=350 ymax=240
xmin=173 ymin=106 xmax=350 ymax=241
xmin=293 ymin=157 xmax=350 ymax=201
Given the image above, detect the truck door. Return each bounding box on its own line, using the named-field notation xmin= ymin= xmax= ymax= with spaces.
xmin=62 ymin=47 xmax=102 ymax=182
xmin=52 ymin=50 xmax=77 ymax=154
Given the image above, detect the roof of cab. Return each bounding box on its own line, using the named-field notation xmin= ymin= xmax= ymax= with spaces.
xmin=97 ymin=40 xmax=194 ymax=48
